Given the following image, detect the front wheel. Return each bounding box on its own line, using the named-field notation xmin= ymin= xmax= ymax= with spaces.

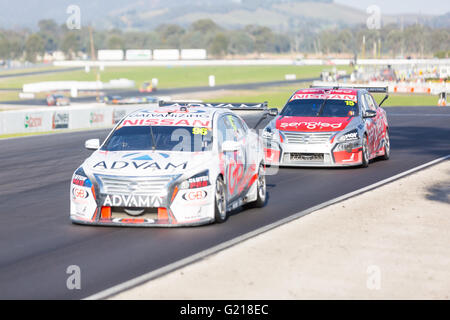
xmin=214 ymin=176 xmax=228 ymax=223
xmin=360 ymin=135 xmax=369 ymax=168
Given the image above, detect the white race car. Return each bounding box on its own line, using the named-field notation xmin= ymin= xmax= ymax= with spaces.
xmin=70 ymin=102 xmax=268 ymax=227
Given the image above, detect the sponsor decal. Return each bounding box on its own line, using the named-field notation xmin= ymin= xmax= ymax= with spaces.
xmin=187 ymin=171 xmax=210 ymax=188
xmin=72 ymin=174 xmax=92 ymax=187
xmin=52 ymin=112 xmax=69 ymax=129
xmin=93 ymin=161 xmax=187 ymax=171
xmin=103 ymin=194 xmax=164 ymax=207
xmin=90 ymin=112 xmax=105 ymax=124
xmin=130 ymin=111 xmax=209 ymax=118
xmin=279 ymin=121 xmax=343 ymax=130
xmin=291 ymin=93 xmax=357 ymax=102
xmin=122 ymin=118 xmax=210 ymax=127
xmin=182 ymin=190 xmax=208 ymax=201
xmin=72 ymin=187 xmax=89 ymax=199
xmin=24 ymin=115 xmax=43 ymax=128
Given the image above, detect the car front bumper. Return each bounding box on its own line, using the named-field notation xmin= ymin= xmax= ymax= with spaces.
xmin=70 ymin=181 xmax=216 ymax=227
xmin=264 ymin=140 xmax=363 ymax=167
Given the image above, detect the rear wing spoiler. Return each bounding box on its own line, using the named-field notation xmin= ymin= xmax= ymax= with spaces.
xmin=310 ymin=83 xmax=389 ymax=106
xmin=159 ymin=101 xmax=268 ymax=111
xmin=310 ymin=83 xmax=388 ymax=93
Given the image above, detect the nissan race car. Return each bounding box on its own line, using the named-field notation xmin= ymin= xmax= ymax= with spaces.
xmin=70 ymin=102 xmax=268 ymax=227
xmin=263 ymin=86 xmax=390 ymax=167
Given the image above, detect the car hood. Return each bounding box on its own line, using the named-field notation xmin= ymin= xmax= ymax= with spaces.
xmin=84 ymin=150 xmax=214 ymax=177
xmin=275 ymin=116 xmax=352 ymax=132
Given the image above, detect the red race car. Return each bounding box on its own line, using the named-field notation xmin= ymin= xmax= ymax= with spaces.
xmin=263 ymin=85 xmax=390 ymax=167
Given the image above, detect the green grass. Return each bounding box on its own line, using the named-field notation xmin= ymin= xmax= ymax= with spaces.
xmin=0 ymin=91 xmax=47 ymax=104
xmin=372 ymin=93 xmax=439 ymax=107
xmin=1 ymin=65 xmax=437 ymax=107
xmin=208 ymin=85 xmax=302 ymax=108
xmin=0 ymin=65 xmax=353 ymax=91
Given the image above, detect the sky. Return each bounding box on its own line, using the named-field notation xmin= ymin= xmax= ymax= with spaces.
xmin=335 ymin=0 xmax=450 ymax=15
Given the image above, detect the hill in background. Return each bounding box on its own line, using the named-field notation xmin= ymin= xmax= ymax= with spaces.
xmin=0 ymin=0 xmax=447 ymax=31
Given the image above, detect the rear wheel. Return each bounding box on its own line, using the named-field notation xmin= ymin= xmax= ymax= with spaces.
xmin=214 ymin=176 xmax=228 ymax=223
xmin=361 ymin=135 xmax=369 ymax=168
xmin=252 ymin=164 xmax=267 ymax=208
xmin=381 ymin=129 xmax=390 ymax=160
xmin=245 ymin=164 xmax=267 ymax=209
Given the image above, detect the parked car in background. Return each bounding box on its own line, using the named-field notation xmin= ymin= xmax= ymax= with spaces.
xmin=46 ymin=94 xmax=70 ymax=106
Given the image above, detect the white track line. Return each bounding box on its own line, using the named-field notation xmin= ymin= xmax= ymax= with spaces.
xmin=85 ymin=154 xmax=450 ymax=300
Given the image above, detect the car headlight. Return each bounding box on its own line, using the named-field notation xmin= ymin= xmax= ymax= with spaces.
xmin=338 ymin=129 xmax=359 ymax=142
xmin=72 ymin=167 xmax=93 ymax=187
xmin=179 ymin=170 xmax=210 ymax=189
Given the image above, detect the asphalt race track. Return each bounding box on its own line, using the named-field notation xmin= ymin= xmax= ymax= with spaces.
xmin=0 ymin=106 xmax=449 ymax=299
xmin=2 ymin=77 xmax=318 ymax=106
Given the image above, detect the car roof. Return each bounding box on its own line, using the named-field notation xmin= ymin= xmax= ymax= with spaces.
xmin=289 ymin=87 xmax=361 ymax=102
xmin=293 ymin=88 xmax=360 ymax=95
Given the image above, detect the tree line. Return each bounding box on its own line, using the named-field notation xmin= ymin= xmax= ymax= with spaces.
xmin=0 ymin=18 xmax=448 ymax=62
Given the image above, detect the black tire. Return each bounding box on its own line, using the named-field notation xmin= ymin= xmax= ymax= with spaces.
xmin=246 ymin=164 xmax=267 ymax=208
xmin=361 ymin=135 xmax=370 ymax=168
xmin=214 ymin=176 xmax=228 ymax=223
xmin=380 ymin=129 xmax=390 ymax=160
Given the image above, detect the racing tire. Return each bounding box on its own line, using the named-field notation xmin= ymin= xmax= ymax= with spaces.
xmin=214 ymin=176 xmax=228 ymax=223
xmin=245 ymin=164 xmax=267 ymax=209
xmin=360 ymin=135 xmax=370 ymax=168
xmin=380 ymin=129 xmax=390 ymax=160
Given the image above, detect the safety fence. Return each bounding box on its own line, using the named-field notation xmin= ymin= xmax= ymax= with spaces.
xmin=0 ymin=104 xmax=155 ymax=136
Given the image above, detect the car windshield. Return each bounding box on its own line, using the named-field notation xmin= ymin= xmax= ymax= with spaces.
xmin=281 ymin=99 xmax=358 ymax=117
xmin=101 ymin=125 xmax=213 ymax=152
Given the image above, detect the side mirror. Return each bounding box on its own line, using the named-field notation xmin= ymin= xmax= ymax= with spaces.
xmin=379 ymin=94 xmax=389 ymax=107
xmin=268 ymin=108 xmax=279 ymax=116
xmin=85 ymin=139 xmax=100 ymax=150
xmin=221 ymin=140 xmax=240 ymax=152
xmin=363 ymin=110 xmax=376 ymax=119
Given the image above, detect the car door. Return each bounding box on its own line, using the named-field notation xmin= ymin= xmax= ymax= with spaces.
xmin=218 ymin=114 xmax=247 ymax=202
xmin=360 ymin=93 xmax=376 ymax=157
xmin=365 ymin=93 xmax=383 ymax=155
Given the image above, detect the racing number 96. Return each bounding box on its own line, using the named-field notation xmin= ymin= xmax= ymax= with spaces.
xmin=192 ymin=127 xmax=208 ymax=135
